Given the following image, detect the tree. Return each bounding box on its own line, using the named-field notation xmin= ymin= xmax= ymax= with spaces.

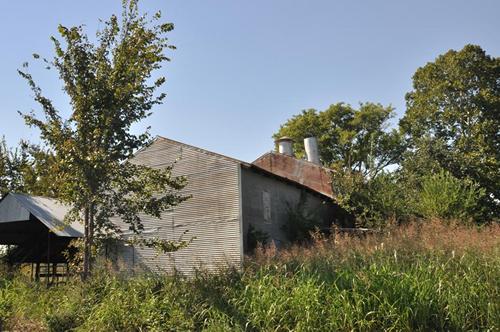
xmin=273 ymin=102 xmax=404 ymax=177
xmin=274 ymin=102 xmax=405 ymax=227
xmin=0 ymin=138 xmax=59 ymax=198
xmin=15 ymin=143 xmax=60 ymax=197
xmin=18 ymin=0 xmax=189 ymax=279
xmin=0 ymin=138 xmax=9 ymax=197
xmin=400 ymin=44 xmax=500 ymax=218
xmin=0 ymin=138 xmax=31 ymax=197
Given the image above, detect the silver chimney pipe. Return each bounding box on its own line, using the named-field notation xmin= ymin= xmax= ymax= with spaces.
xmin=304 ymin=136 xmax=320 ymax=164
xmin=275 ymin=137 xmax=294 ymax=156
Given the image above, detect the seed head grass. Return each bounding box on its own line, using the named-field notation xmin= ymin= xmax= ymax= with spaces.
xmin=0 ymin=220 xmax=498 ymax=331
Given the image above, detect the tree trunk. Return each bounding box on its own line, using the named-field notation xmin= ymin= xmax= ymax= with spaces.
xmin=82 ymin=206 xmax=90 ymax=280
xmin=89 ymin=202 xmax=95 ymax=273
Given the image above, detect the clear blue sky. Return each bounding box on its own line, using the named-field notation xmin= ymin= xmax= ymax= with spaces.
xmin=0 ymin=0 xmax=499 ymax=162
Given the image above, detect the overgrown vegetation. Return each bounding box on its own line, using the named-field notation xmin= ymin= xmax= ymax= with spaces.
xmin=1 ymin=221 xmax=498 ymax=331
xmin=281 ymin=191 xmax=325 ymax=242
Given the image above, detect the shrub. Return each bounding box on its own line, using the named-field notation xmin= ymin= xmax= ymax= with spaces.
xmin=282 ymin=191 xmax=325 ymax=242
xmin=416 ymin=170 xmax=486 ymax=221
xmin=331 ymin=169 xmax=412 ymax=227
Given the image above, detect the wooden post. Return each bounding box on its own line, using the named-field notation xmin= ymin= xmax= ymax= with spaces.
xmin=35 ymin=235 xmax=41 ymax=282
xmin=47 ymin=229 xmax=50 ymax=288
xmin=35 ymin=262 xmax=40 ymax=281
xmin=52 ymin=263 xmax=57 ymax=284
xmin=83 ymin=207 xmax=90 ymax=280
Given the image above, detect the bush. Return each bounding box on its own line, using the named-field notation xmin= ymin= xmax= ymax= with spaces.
xmin=331 ymin=169 xmax=412 ymax=227
xmin=331 ymin=167 xmax=489 ymax=226
xmin=282 ymin=191 xmax=325 ymax=242
xmin=416 ymin=170 xmax=486 ymax=221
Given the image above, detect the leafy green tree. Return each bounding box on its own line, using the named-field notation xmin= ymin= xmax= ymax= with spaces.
xmin=0 ymin=138 xmax=9 ymax=197
xmin=416 ymin=170 xmax=486 ymax=221
xmin=18 ymin=0 xmax=189 ymax=279
xmin=274 ymin=102 xmax=405 ymax=227
xmin=400 ymin=44 xmax=500 ymax=218
xmin=330 ymin=169 xmax=413 ymax=227
xmin=0 ymin=138 xmax=60 ymax=198
xmin=16 ymin=143 xmax=60 ymax=197
xmin=274 ymin=102 xmax=404 ymax=177
xmin=0 ymin=138 xmax=30 ymax=197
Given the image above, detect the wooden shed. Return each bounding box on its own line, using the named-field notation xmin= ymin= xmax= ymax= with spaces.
xmin=0 ymin=193 xmax=82 ymax=281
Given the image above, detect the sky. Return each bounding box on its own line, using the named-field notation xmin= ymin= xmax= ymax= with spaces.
xmin=0 ymin=0 xmax=499 ymax=162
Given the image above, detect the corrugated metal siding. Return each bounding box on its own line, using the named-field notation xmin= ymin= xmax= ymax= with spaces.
xmin=0 ymin=194 xmax=30 ymax=222
xmin=240 ymin=167 xmax=338 ymax=251
xmin=113 ymin=138 xmax=243 ymax=275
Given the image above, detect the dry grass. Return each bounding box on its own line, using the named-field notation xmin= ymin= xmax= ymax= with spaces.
xmin=1 ymin=220 xmax=499 ymax=331
xmin=4 ymin=316 xmax=47 ymax=332
xmin=252 ymin=220 xmax=500 ymax=266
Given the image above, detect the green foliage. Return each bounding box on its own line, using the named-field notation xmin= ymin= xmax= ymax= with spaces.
xmin=128 ymin=230 xmax=194 ymax=255
xmin=332 ymin=166 xmax=487 ymax=226
xmin=17 ymin=0 xmax=189 ymax=276
xmin=401 ymin=44 xmax=500 ymax=218
xmin=0 ymin=140 xmax=59 ymax=198
xmin=363 ymin=172 xmax=412 ymax=221
xmin=282 ymin=191 xmax=325 ymax=242
xmin=0 ymin=138 xmax=10 ymax=197
xmin=14 ymin=143 xmax=60 ymax=197
xmin=331 ymin=169 xmax=412 ymax=227
xmin=246 ymin=224 xmax=269 ymax=252
xmin=272 ymin=45 xmax=498 ymax=224
xmin=273 ymin=103 xmax=410 ymax=227
xmin=273 ymin=102 xmax=404 ymax=176
xmin=0 ymin=224 xmax=498 ymax=331
xmin=416 ymin=170 xmax=486 ymax=221
xmin=0 ymin=138 xmax=31 ymax=197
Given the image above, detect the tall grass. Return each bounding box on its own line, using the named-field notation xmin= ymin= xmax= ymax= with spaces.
xmin=0 ymin=221 xmax=498 ymax=331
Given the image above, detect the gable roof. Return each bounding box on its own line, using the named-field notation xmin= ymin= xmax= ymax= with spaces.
xmin=0 ymin=193 xmax=83 ymax=237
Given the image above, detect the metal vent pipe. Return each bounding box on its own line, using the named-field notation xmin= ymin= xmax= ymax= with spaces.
xmin=275 ymin=137 xmax=294 ymax=156
xmin=304 ymin=136 xmax=320 ymax=164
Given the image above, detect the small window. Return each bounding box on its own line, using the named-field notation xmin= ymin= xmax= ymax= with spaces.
xmin=262 ymin=191 xmax=271 ymax=222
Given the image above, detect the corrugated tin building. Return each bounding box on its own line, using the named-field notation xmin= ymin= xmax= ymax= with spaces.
xmin=0 ymin=136 xmax=348 ymax=276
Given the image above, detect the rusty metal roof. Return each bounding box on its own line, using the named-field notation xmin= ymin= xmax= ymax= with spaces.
xmin=252 ymin=152 xmax=334 ymax=198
